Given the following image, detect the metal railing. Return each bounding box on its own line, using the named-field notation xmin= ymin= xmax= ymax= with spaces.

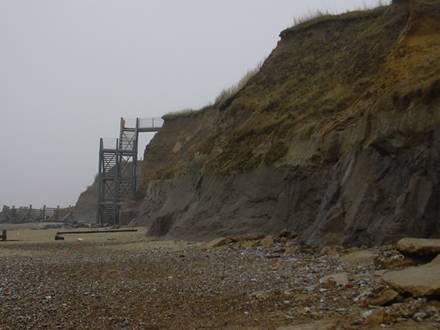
xmin=121 ymin=118 xmax=137 ymax=129
xmin=121 ymin=117 xmax=164 ymax=130
xmin=101 ymin=138 xmax=118 ymax=150
xmin=139 ymin=117 xmax=164 ymax=129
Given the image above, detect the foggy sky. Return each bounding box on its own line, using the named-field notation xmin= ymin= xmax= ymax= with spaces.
xmin=0 ymin=0 xmax=387 ymax=207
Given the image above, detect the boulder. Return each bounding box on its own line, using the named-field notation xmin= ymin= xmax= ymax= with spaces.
xmin=228 ymin=233 xmax=265 ymax=242
xmin=202 ymin=237 xmax=231 ymax=249
xmin=384 ymin=321 xmax=439 ymax=330
xmin=370 ymin=321 xmax=439 ymax=330
xmin=343 ymin=250 xmax=378 ymax=266
xmin=382 ymin=256 xmax=440 ymax=297
xmin=397 ymin=238 xmax=440 ymax=257
xmin=284 ymin=244 xmax=299 ymax=256
xmin=364 ymin=309 xmax=387 ymax=326
xmin=239 ymin=240 xmax=259 ymax=249
xmin=364 ymin=288 xmax=400 ymax=306
xmin=259 ymin=235 xmax=274 ymax=248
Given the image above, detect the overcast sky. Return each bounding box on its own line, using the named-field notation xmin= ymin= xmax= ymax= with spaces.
xmin=0 ymin=0 xmax=387 ymax=207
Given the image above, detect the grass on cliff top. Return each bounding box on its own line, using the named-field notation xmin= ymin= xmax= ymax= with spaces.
xmin=162 ymin=65 xmax=263 ymax=120
xmin=284 ymin=1 xmax=390 ymax=35
xmin=215 ymin=63 xmax=264 ymax=105
xmin=201 ymin=0 xmax=417 ymax=173
xmin=162 ymin=1 xmax=391 ymax=122
xmin=162 ymin=108 xmax=201 ymax=120
xmin=144 ymin=0 xmax=440 ymax=181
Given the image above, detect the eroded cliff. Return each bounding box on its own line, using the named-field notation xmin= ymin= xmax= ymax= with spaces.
xmin=122 ymin=0 xmax=440 ymax=245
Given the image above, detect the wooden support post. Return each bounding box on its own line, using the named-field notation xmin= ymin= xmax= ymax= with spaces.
xmin=54 ymin=229 xmax=137 ymax=240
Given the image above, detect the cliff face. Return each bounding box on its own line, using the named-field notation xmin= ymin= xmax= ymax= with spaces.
xmin=73 ymin=183 xmax=97 ymax=223
xmin=73 ymin=163 xmax=143 ymax=224
xmin=131 ymin=0 xmax=440 ymax=245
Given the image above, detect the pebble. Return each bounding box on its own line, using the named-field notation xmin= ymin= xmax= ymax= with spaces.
xmin=0 ymin=237 xmax=439 ymax=328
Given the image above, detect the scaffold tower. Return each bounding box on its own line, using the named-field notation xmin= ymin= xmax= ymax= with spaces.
xmin=97 ymin=117 xmax=163 ymax=226
xmin=97 ymin=138 xmax=119 ymax=226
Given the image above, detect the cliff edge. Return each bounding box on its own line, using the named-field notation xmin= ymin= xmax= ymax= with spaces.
xmin=112 ymin=0 xmax=440 ymax=245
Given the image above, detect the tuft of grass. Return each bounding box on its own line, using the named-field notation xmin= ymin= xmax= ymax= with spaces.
xmin=163 ymin=60 xmax=265 ymax=121
xmin=162 ymin=108 xmax=199 ymax=120
xmin=286 ymin=1 xmax=391 ymax=35
xmin=215 ymin=61 xmax=264 ymax=106
xmin=162 ymin=105 xmax=212 ymax=120
xmin=291 ymin=9 xmax=333 ymax=27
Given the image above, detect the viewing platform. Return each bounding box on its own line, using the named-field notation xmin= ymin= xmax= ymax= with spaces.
xmin=121 ymin=117 xmax=164 ymax=133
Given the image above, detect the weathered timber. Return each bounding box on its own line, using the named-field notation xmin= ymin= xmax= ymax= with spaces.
xmin=57 ymin=229 xmax=138 ymax=235
xmin=55 ymin=229 xmax=138 ymax=240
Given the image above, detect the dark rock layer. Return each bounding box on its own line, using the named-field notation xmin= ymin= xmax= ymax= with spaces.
xmin=135 ymin=126 xmax=440 ymax=245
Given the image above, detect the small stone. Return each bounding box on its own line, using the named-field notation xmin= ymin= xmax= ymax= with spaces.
xmin=365 ymin=289 xmax=400 ymax=306
xmin=266 ymin=254 xmax=281 ymax=259
xmin=251 ymin=290 xmax=271 ymax=300
xmin=375 ymin=250 xmax=416 ymax=270
xmin=320 ymin=272 xmax=349 ymax=288
xmin=240 ymin=240 xmax=259 ymax=249
xmin=362 ymin=310 xmax=374 ymax=319
xmin=284 ymin=245 xmax=299 ymax=255
xmin=413 ymin=311 xmax=428 ymax=321
xmin=364 ymin=309 xmax=387 ymax=326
